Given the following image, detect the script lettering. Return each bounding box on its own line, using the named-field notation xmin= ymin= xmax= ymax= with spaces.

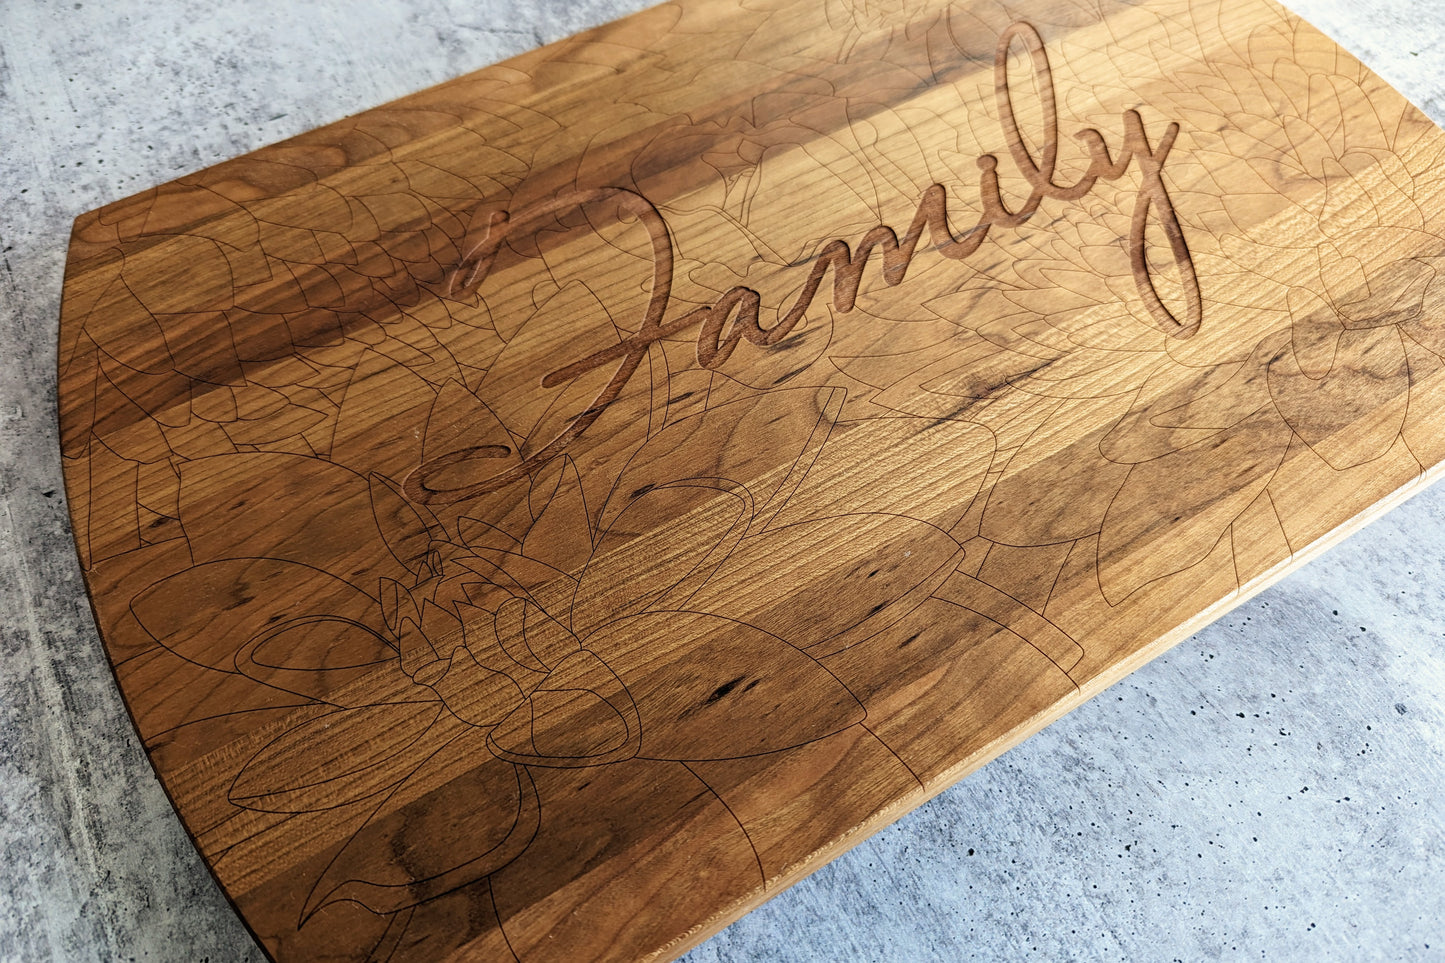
xmin=406 ymin=21 xmax=1200 ymax=504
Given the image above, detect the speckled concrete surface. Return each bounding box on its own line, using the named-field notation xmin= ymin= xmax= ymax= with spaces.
xmin=2 ymin=1 xmax=1442 ymax=960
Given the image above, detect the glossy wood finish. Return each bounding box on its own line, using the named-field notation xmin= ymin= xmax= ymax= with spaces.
xmin=58 ymin=0 xmax=1445 ymax=959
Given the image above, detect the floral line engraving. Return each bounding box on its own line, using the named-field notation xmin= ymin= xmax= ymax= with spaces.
xmin=58 ymin=3 xmax=1445 ymax=958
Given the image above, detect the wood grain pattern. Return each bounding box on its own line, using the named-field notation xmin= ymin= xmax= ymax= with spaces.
xmin=57 ymin=0 xmax=1445 ymax=959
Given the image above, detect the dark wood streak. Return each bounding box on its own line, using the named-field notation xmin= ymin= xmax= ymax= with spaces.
xmin=406 ymin=20 xmax=1200 ymax=505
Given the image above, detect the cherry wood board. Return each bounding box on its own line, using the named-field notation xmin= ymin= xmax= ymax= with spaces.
xmin=57 ymin=0 xmax=1445 ymax=959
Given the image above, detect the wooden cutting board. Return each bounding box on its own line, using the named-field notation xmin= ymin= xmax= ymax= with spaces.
xmin=58 ymin=0 xmax=1445 ymax=959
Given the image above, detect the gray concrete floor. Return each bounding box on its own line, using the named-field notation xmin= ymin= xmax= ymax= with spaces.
xmin=2 ymin=1 xmax=1443 ymax=960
